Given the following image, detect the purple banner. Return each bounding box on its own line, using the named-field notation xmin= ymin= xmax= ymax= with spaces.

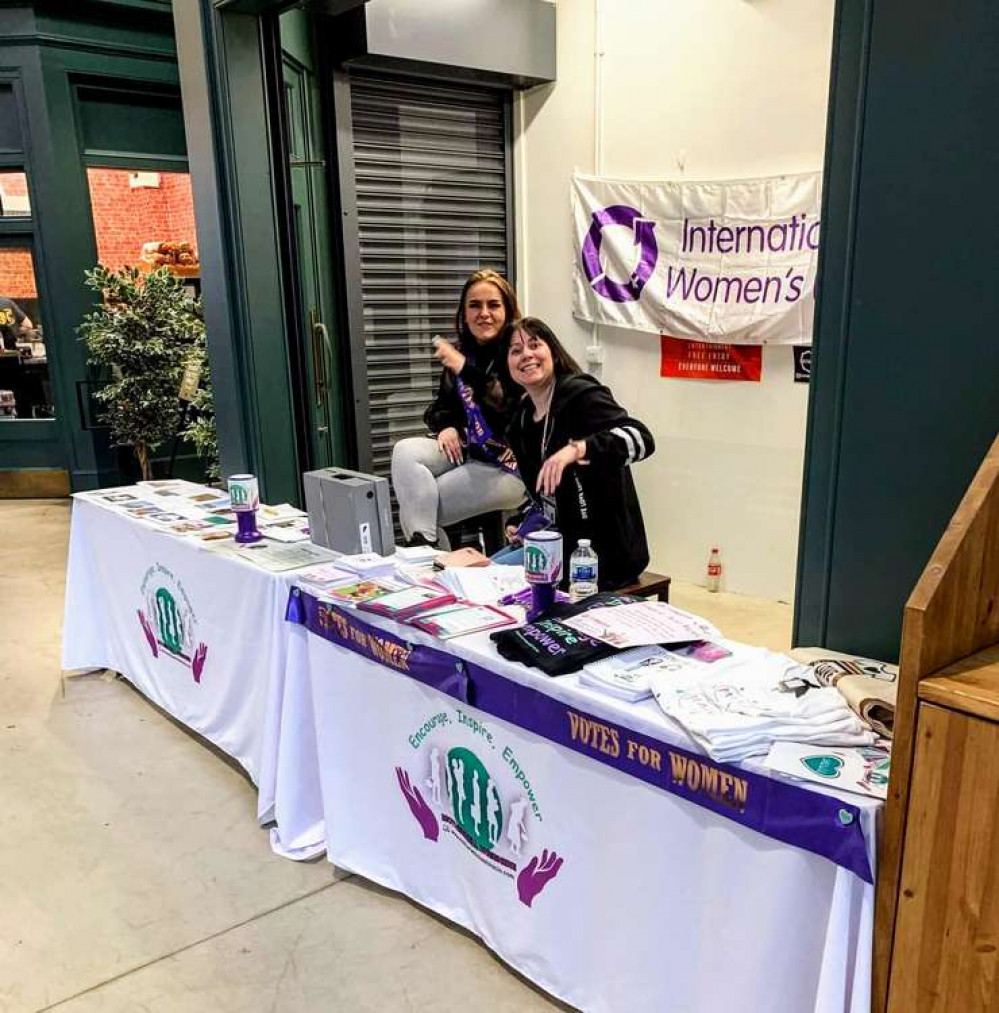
xmin=287 ymin=588 xmax=872 ymax=883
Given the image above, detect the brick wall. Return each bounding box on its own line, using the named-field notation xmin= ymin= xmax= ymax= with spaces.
xmin=0 ymin=248 xmax=38 ymax=300
xmin=0 ymin=171 xmax=29 ymax=197
xmin=86 ymin=168 xmax=199 ymax=272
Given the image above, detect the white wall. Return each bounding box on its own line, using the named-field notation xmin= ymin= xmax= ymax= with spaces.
xmin=514 ymin=0 xmax=834 ymax=601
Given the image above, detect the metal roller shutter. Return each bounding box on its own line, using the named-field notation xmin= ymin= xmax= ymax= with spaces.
xmin=348 ymin=73 xmax=511 ymax=482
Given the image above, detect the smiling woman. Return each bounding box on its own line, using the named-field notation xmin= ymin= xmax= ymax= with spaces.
xmin=498 ymin=317 xmax=656 ymax=590
xmin=389 ymin=269 xmax=527 ymax=548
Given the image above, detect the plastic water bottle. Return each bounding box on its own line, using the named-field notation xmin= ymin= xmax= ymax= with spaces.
xmin=569 ymin=539 xmax=599 ymax=602
xmin=706 ymin=547 xmax=722 ymax=592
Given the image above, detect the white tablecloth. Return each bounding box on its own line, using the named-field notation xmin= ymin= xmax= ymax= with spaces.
xmin=60 ymin=496 xmax=879 ymax=1010
xmin=61 ymin=495 xmax=325 ymax=858
xmin=291 ymin=601 xmax=878 ymax=1013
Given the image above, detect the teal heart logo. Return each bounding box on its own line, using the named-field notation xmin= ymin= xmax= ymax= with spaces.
xmin=801 ymin=754 xmax=844 ymax=779
xmin=838 ymin=808 xmax=854 ymax=826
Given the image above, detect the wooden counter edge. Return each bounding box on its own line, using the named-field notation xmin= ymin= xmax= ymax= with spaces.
xmin=918 ymin=646 xmax=999 ymax=722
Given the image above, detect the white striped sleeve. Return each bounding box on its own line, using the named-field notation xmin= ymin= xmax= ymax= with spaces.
xmin=610 ymin=426 xmax=638 ymax=462
xmin=609 ymin=425 xmax=649 ymax=463
xmin=626 ymin=425 xmax=647 ymax=461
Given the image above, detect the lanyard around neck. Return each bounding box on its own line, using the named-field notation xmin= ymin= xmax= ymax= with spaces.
xmin=538 ymin=381 xmax=556 ymax=461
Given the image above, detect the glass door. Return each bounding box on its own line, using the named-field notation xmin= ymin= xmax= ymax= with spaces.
xmin=279 ymin=7 xmax=345 ymax=470
xmin=0 ymin=157 xmax=68 ymax=489
xmin=0 ymin=238 xmax=53 ymax=423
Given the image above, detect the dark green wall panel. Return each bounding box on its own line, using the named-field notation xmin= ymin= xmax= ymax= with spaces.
xmin=796 ymin=0 xmax=999 ymax=661
xmin=77 ymin=85 xmax=187 ymax=162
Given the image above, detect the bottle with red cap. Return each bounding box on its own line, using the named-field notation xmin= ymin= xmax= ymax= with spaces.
xmin=706 ymin=547 xmax=722 ymax=593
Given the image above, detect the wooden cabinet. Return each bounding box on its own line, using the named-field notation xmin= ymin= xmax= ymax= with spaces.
xmin=889 ymin=655 xmax=999 ymax=1012
xmin=875 ymin=436 xmax=999 ymax=1012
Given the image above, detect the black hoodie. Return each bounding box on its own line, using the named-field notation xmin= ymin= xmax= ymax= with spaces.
xmin=505 ymin=373 xmax=655 ymax=590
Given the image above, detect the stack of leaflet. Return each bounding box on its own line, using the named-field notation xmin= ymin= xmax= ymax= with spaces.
xmin=579 ymin=647 xmax=702 ymax=703
xmin=336 ymin=552 xmax=397 ymax=579
xmin=394 ymin=544 xmax=441 ymax=566
xmin=648 ymin=646 xmax=877 ymax=762
xmin=258 ymin=503 xmax=310 ymax=543
xmin=296 ymin=562 xmax=357 ymax=591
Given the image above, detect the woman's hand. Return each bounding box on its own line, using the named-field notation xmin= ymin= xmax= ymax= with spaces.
xmin=436 ymin=427 xmax=464 ymax=465
xmin=432 ymin=337 xmax=466 ymax=375
xmin=536 ymin=441 xmax=585 ymax=497
xmin=504 ymin=523 xmax=522 ymax=546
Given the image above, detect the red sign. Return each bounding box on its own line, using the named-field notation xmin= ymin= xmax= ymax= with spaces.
xmin=660 ymin=335 xmax=763 ymax=381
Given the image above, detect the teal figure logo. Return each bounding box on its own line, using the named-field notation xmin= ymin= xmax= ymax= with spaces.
xmin=154 ymin=587 xmax=184 ymax=655
xmin=447 ymin=747 xmax=502 ymax=851
xmin=138 ymin=565 xmax=208 ymax=683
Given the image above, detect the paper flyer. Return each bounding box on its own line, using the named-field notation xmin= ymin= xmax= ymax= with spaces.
xmin=563 ymin=601 xmax=721 ymax=649
xmin=763 ymin=741 xmax=890 ymax=800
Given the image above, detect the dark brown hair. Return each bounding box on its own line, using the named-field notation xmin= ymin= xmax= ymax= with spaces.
xmin=501 ymin=316 xmax=583 ymax=383
xmin=454 ymin=269 xmax=521 ymax=350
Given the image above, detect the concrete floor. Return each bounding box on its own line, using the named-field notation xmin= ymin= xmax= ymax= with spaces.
xmin=1 ymin=499 xmax=791 ymax=1013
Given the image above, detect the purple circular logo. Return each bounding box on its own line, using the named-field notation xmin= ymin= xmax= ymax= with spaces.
xmin=580 ymin=204 xmax=658 ymax=303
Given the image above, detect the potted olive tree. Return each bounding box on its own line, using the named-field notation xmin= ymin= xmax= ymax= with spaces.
xmin=78 ymin=265 xmax=218 ymax=482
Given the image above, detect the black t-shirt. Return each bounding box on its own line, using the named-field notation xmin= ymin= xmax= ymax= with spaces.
xmin=491 ymin=593 xmax=639 ymax=675
xmin=0 ymin=298 xmax=26 ymax=350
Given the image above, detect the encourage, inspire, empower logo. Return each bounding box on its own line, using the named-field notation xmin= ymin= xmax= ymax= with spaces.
xmin=136 ymin=563 xmax=208 ymax=683
xmin=396 ymin=707 xmax=564 ymax=909
xmin=580 ymin=204 xmax=658 ymax=303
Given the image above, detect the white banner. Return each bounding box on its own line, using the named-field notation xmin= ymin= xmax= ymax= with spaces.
xmin=572 ymin=171 xmax=822 ymax=344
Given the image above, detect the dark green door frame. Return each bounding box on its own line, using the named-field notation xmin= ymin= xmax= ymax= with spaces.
xmin=174 ymin=0 xmax=304 ymax=504
xmin=275 ymin=8 xmax=348 ymax=470
xmin=795 ymin=0 xmax=999 ymax=661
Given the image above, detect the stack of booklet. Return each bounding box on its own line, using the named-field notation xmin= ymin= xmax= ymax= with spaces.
xmin=578 ymin=647 xmax=702 ymax=702
xmin=302 ymin=573 xmax=518 ymax=640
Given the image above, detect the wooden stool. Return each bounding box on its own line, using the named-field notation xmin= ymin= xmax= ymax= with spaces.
xmin=618 ymin=570 xmax=671 ymax=602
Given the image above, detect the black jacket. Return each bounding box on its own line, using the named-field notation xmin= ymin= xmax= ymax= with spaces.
xmin=506 ymin=373 xmax=655 ymax=590
xmin=423 ymin=344 xmax=520 ymax=461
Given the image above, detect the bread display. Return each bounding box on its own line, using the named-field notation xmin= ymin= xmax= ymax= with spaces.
xmin=138 ymin=241 xmax=199 ymax=275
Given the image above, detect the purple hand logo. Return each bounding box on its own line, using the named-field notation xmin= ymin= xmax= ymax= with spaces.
xmin=581 ymin=204 xmax=658 ymax=303
xmin=396 ymin=766 xmax=439 ymax=842
xmin=516 ymin=848 xmax=564 ymax=908
xmin=136 ymin=609 xmax=158 ymax=658
xmin=191 ymin=642 xmax=208 ymax=683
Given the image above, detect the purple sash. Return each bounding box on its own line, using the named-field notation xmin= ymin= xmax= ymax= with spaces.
xmin=456 ymin=375 xmax=519 ymax=477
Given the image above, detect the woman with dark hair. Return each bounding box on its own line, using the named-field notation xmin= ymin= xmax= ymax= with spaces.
xmin=391 ymin=269 xmax=527 ymax=546
xmin=499 ymin=316 xmax=655 ymax=589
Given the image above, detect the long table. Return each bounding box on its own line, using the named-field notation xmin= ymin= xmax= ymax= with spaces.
xmin=62 ymin=494 xmax=879 ymax=1011
xmin=61 ymin=494 xmax=327 ymax=859
xmin=287 ymin=588 xmax=878 ymax=1013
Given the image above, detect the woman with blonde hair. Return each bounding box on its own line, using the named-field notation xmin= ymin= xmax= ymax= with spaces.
xmin=391 ymin=269 xmax=526 ymax=547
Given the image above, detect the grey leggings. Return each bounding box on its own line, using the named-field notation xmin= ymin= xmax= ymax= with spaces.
xmin=391 ymin=436 xmax=526 ymax=546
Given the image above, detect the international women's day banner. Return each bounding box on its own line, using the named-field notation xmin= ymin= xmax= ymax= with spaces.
xmin=572 ymin=171 xmax=822 ymax=344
